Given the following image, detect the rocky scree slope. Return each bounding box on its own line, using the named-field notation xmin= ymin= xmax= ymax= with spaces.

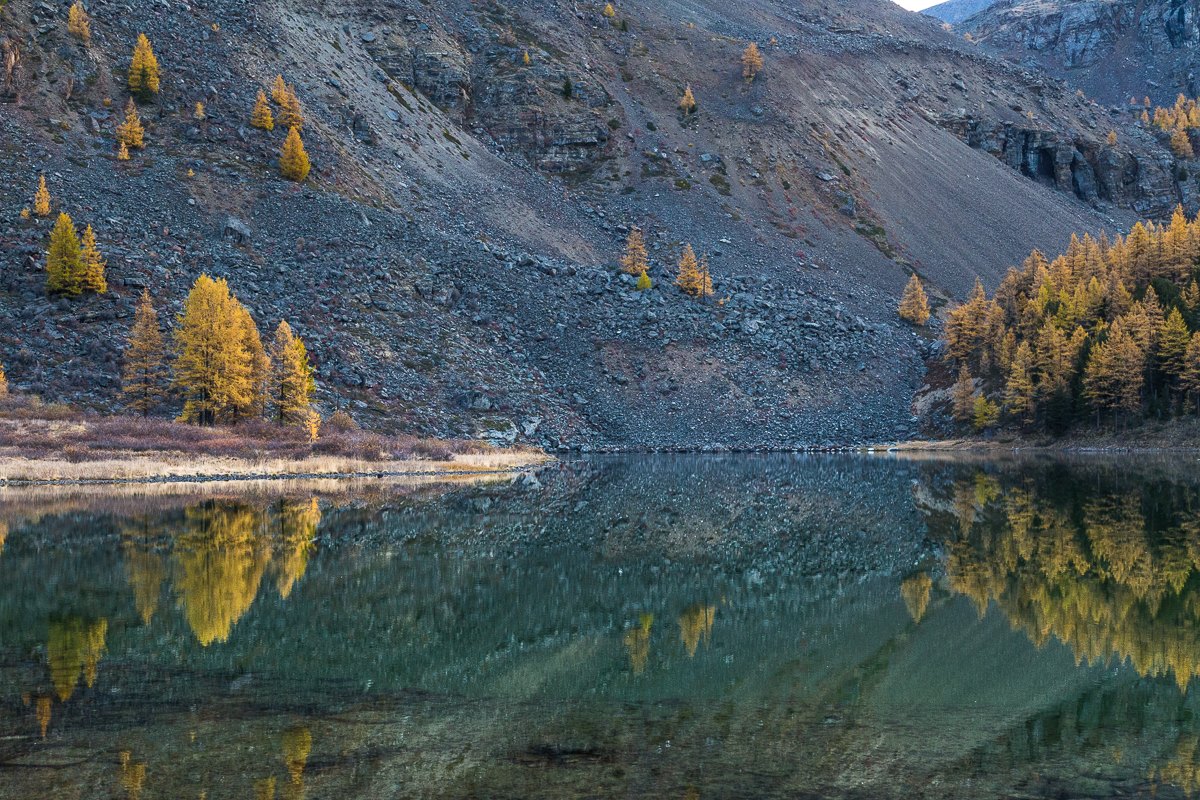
xmin=0 ymin=0 xmax=1177 ymax=450
xmin=923 ymin=0 xmax=1000 ymax=26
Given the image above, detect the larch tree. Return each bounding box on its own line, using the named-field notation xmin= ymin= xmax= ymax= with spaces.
xmin=1171 ymin=127 xmax=1195 ymax=159
xmin=620 ymin=227 xmax=648 ymax=275
xmin=679 ymin=85 xmax=697 ymax=115
xmin=128 ymin=34 xmax=160 ymax=98
xmin=173 ymin=274 xmax=256 ymax=425
xmin=603 ymin=3 xmax=616 ymax=18
xmin=1106 ymin=130 xmax=1118 ymax=146
xmin=972 ymin=395 xmax=999 ymax=431
xmin=279 ymin=127 xmax=311 ymax=182
xmin=1004 ymin=341 xmax=1036 ymax=424
xmin=33 ymin=174 xmax=51 ymax=217
xmin=67 ymin=1 xmax=90 ymax=42
xmin=278 ymin=85 xmax=304 ymax=129
xmin=117 ymin=141 xmax=130 ymax=161
xmin=1182 ymin=332 xmax=1200 ymax=411
xmin=121 ymin=289 xmax=167 ymax=416
xmin=269 ymin=320 xmax=316 ymax=425
xmin=271 ymin=75 xmax=290 ymax=105
xmin=1159 ymin=307 xmax=1191 ymax=383
xmin=898 ymin=274 xmax=930 ymax=325
xmin=741 ymin=42 xmax=764 ymax=82
xmin=193 ymin=101 xmax=206 ymax=120
xmin=78 ymin=225 xmax=107 ymax=293
xmin=45 ymin=212 xmax=83 ymax=296
xmin=234 ymin=303 xmax=271 ymax=419
xmin=951 ymin=364 xmax=976 ymax=424
xmin=0 ymin=363 xmax=8 ymax=398
xmin=1084 ymin=321 xmax=1144 ymax=419
xmin=250 ymin=90 xmax=274 ymax=131
xmin=676 ymin=243 xmax=705 ymax=297
xmin=116 ymin=99 xmax=145 ymax=149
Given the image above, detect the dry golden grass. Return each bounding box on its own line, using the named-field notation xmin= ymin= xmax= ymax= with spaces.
xmin=0 ymin=450 xmax=552 ymax=484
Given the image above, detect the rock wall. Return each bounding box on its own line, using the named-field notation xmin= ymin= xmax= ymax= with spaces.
xmin=938 ymin=112 xmax=1182 ymax=217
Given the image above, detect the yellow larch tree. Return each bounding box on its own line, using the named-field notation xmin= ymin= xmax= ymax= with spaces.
xmin=251 ymin=89 xmax=274 ymax=130
xmin=951 ymin=364 xmax=975 ymax=423
xmin=193 ymin=101 xmax=206 ymax=120
xmin=173 ymin=274 xmax=258 ymax=425
xmin=33 ymin=174 xmax=51 ymax=217
xmin=1172 ymin=127 xmax=1194 ymax=159
xmin=741 ymin=42 xmax=764 ymax=82
xmin=279 ymin=127 xmax=310 ymax=181
xmin=676 ymin=243 xmax=706 ymax=296
xmin=1004 ymin=341 xmax=1036 ymax=424
xmin=128 ymin=33 xmax=160 ymax=98
xmin=116 ymin=98 xmax=145 ymax=149
xmin=679 ymin=85 xmax=696 ymax=115
xmin=67 ymin=1 xmax=90 ymax=42
xmin=79 ymin=224 xmax=106 ymax=293
xmin=235 ymin=303 xmax=271 ymax=419
xmin=117 ymin=141 xmax=130 ymax=161
xmin=45 ymin=212 xmax=83 ymax=295
xmin=898 ymin=274 xmax=930 ymax=325
xmin=603 ymin=3 xmax=616 ymax=18
xmin=271 ymin=74 xmax=289 ymax=105
xmin=620 ymin=226 xmax=648 ymax=275
xmin=269 ymin=321 xmax=316 ymax=425
xmin=278 ymin=84 xmax=304 ymax=129
xmin=121 ymin=289 xmax=168 ymax=416
xmin=0 ymin=363 xmax=8 ymax=398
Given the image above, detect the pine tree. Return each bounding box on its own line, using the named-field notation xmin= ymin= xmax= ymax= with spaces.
xmin=898 ymin=274 xmax=930 ymax=325
xmin=697 ymin=254 xmax=714 ymax=297
xmin=79 ymin=224 xmax=106 ymax=294
xmin=1004 ymin=341 xmax=1036 ymax=424
xmin=741 ymin=42 xmax=764 ymax=82
xmin=250 ymin=90 xmax=274 ymax=131
xmin=279 ymin=127 xmax=310 ymax=182
xmin=67 ymin=1 xmax=90 ymax=42
xmin=33 ymin=175 xmax=51 ymax=217
xmin=952 ymin=364 xmax=975 ymax=424
xmin=173 ymin=275 xmax=256 ymax=425
xmin=128 ymin=34 xmax=160 ymax=98
xmin=620 ymin=227 xmax=648 ymax=275
xmin=272 ymin=75 xmax=289 ymax=106
xmin=121 ymin=289 xmax=167 ymax=416
xmin=278 ymin=84 xmax=304 ymax=129
xmin=116 ymin=98 xmax=145 ymax=149
xmin=45 ymin=212 xmax=83 ymax=296
xmin=562 ymin=76 xmax=573 ymax=99
xmin=679 ymin=85 xmax=697 ymax=115
xmin=269 ymin=320 xmax=316 ymax=425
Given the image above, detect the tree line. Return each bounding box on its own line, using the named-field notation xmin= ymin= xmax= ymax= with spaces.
xmin=941 ymin=206 xmax=1200 ymax=432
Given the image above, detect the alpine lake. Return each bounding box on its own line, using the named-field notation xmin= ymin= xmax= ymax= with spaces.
xmin=3 ymin=454 xmax=1200 ymax=799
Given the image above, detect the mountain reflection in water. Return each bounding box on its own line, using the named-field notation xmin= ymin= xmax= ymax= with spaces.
xmin=2 ymin=456 xmax=1200 ymax=799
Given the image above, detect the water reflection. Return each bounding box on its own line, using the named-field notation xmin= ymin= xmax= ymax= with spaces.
xmin=924 ymin=465 xmax=1200 ymax=691
xmin=4 ymin=457 xmax=1200 ymax=798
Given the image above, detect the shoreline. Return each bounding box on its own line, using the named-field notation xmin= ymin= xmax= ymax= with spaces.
xmin=0 ymin=451 xmax=554 ymax=487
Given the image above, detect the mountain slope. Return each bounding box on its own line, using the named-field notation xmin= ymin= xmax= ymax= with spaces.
xmin=0 ymin=0 xmax=1177 ymax=449
xmin=964 ymin=0 xmax=1200 ymax=106
xmin=923 ymin=0 xmax=999 ymax=25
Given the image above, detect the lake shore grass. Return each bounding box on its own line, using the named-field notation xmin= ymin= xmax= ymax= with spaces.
xmin=0 ymin=396 xmax=550 ymax=485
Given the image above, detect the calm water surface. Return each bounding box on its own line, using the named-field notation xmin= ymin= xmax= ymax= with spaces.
xmin=3 ymin=455 xmax=1200 ymax=799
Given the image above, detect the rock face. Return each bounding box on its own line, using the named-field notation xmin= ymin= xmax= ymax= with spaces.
xmin=937 ymin=111 xmax=1182 ymax=216
xmin=964 ymin=0 xmax=1200 ymax=106
xmin=363 ymin=15 xmax=610 ymax=175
